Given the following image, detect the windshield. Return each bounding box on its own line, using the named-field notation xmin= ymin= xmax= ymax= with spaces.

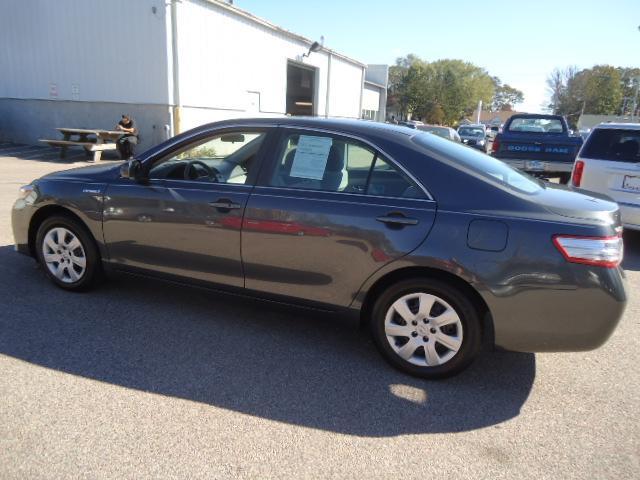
xmin=508 ymin=117 xmax=564 ymax=133
xmin=458 ymin=127 xmax=484 ymax=137
xmin=412 ymin=133 xmax=543 ymax=194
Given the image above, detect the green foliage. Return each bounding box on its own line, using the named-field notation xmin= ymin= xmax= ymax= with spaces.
xmin=389 ymin=55 xmax=497 ymax=125
xmin=492 ymin=83 xmax=525 ymax=111
xmin=179 ymin=145 xmax=217 ymax=159
xmin=547 ymin=65 xmax=632 ymax=123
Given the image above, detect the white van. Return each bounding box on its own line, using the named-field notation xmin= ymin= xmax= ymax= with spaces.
xmin=570 ymin=123 xmax=640 ymax=231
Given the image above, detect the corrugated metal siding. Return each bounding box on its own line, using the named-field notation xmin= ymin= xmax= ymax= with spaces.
xmin=177 ymin=0 xmax=363 ymax=121
xmin=0 ymin=0 xmax=170 ymax=104
xmin=363 ymin=85 xmax=381 ymax=111
xmin=327 ymin=56 xmax=364 ymax=118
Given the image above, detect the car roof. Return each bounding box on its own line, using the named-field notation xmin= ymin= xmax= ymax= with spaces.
xmin=139 ymin=116 xmax=428 ymax=161
xmin=197 ymin=116 xmax=421 ymax=140
xmin=594 ymin=122 xmax=640 ymax=130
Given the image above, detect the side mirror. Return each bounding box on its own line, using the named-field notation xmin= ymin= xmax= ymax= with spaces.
xmin=221 ymin=133 xmax=245 ymax=143
xmin=120 ymin=159 xmax=143 ymax=181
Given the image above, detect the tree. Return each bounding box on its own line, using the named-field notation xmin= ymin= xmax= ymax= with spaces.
xmin=491 ymin=82 xmax=524 ymax=111
xmin=546 ymin=66 xmax=578 ymax=114
xmin=617 ymin=67 xmax=640 ymax=115
xmin=547 ymin=65 xmax=626 ymax=123
xmin=390 ymin=56 xmax=495 ymax=125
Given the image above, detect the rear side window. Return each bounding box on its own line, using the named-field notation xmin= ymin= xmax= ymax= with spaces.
xmin=412 ymin=133 xmax=543 ymax=194
xmin=581 ymin=129 xmax=640 ymax=163
xmin=269 ymin=132 xmax=427 ymax=199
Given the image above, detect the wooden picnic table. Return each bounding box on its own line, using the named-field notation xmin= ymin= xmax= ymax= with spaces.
xmin=40 ymin=128 xmax=126 ymax=162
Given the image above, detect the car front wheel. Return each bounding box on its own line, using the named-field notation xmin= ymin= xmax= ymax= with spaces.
xmin=35 ymin=215 xmax=102 ymax=291
xmin=370 ymin=278 xmax=481 ymax=379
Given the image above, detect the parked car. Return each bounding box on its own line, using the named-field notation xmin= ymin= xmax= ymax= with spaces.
xmin=399 ymin=120 xmax=424 ymax=129
xmin=492 ymin=114 xmax=583 ymax=183
xmin=570 ymin=123 xmax=640 ymax=231
xmin=457 ymin=124 xmax=490 ymax=152
xmin=12 ymin=117 xmax=626 ymax=379
xmin=417 ymin=124 xmax=461 ymax=142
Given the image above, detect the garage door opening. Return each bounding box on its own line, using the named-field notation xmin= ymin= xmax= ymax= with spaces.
xmin=286 ymin=61 xmax=317 ymax=116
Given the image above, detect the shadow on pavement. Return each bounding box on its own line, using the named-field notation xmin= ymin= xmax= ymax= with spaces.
xmin=0 ymin=245 xmax=535 ymax=437
xmin=0 ymin=142 xmax=122 ymax=164
xmin=622 ymin=230 xmax=640 ymax=272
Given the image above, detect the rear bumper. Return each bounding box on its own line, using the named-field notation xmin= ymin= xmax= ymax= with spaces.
xmin=619 ymin=202 xmax=640 ymax=231
xmin=486 ymin=266 xmax=627 ymax=352
xmin=501 ymin=159 xmax=574 ymax=174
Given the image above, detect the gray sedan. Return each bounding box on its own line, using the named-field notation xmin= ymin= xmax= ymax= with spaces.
xmin=11 ymin=117 xmax=626 ymax=378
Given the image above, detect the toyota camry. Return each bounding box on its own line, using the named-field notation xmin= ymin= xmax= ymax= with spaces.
xmin=12 ymin=118 xmax=627 ymax=378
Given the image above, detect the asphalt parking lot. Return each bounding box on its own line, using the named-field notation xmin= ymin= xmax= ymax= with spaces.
xmin=1 ymin=144 xmax=639 ymax=479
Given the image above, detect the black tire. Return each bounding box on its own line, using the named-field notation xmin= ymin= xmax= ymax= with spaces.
xmin=559 ymin=173 xmax=571 ymax=185
xmin=35 ymin=214 xmax=102 ymax=292
xmin=370 ymin=278 xmax=481 ymax=379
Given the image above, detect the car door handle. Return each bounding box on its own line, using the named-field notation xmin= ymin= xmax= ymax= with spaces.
xmin=376 ymin=214 xmax=419 ymax=226
xmin=208 ymin=199 xmax=242 ymax=210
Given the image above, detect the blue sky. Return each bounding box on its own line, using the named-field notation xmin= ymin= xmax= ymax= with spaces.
xmin=236 ymin=0 xmax=640 ymax=112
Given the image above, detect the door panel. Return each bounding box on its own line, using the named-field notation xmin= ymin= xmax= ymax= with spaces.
xmin=242 ymin=187 xmax=436 ymax=306
xmin=103 ymin=180 xmax=250 ymax=287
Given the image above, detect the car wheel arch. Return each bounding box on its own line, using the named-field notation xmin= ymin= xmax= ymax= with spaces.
xmin=28 ymin=205 xmax=99 ymax=259
xmin=359 ymin=266 xmax=494 ymax=348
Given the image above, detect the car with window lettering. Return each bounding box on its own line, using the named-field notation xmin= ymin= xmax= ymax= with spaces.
xmin=12 ymin=118 xmax=626 ymax=378
xmin=570 ymin=123 xmax=640 ymax=231
xmin=492 ymin=114 xmax=583 ymax=183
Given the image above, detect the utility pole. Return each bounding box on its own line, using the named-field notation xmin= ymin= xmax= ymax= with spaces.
xmin=632 ymin=76 xmax=640 ymax=123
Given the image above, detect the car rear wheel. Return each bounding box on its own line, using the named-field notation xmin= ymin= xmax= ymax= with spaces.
xmin=370 ymin=278 xmax=481 ymax=379
xmin=35 ymin=215 xmax=102 ymax=291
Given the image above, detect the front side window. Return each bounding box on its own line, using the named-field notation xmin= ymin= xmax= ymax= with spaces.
xmin=149 ymin=131 xmax=266 ymax=184
xmin=269 ymin=132 xmax=426 ymax=199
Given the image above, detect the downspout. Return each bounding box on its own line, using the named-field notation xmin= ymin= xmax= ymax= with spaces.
xmin=325 ymin=51 xmax=332 ymax=118
xmin=358 ymin=66 xmax=365 ymax=119
xmin=170 ymin=0 xmax=182 ymax=135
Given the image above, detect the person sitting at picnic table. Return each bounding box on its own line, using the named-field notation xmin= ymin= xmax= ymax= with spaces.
xmin=115 ymin=114 xmax=138 ymax=159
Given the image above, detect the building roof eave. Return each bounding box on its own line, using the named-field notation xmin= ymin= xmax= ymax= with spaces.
xmin=199 ymin=0 xmax=366 ymax=68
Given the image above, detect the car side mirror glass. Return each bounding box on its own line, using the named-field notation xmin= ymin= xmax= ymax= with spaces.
xmin=120 ymin=159 xmax=143 ymax=181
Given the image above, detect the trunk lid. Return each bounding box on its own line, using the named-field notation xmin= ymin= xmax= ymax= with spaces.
xmin=535 ymin=182 xmax=621 ymax=228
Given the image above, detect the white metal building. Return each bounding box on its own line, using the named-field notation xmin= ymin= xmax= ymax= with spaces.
xmin=0 ymin=0 xmax=383 ymax=150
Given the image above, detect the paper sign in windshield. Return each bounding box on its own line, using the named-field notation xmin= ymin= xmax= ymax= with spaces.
xmin=289 ymin=135 xmax=333 ymax=180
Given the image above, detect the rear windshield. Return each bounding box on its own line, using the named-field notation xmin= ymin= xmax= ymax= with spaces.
xmin=508 ymin=117 xmax=565 ymax=133
xmin=412 ymin=133 xmax=542 ymax=194
xmin=581 ymin=128 xmax=640 ymax=163
xmin=458 ymin=127 xmax=484 ymax=137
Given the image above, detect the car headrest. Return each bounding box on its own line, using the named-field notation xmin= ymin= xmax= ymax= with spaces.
xmin=325 ymin=145 xmax=344 ymax=173
xmin=283 ymin=148 xmax=297 ymax=174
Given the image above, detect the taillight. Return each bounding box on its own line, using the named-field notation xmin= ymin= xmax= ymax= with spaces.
xmin=572 ymin=160 xmax=585 ymax=187
xmin=553 ymin=234 xmax=623 ymax=268
xmin=491 ymin=136 xmax=500 ymax=154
